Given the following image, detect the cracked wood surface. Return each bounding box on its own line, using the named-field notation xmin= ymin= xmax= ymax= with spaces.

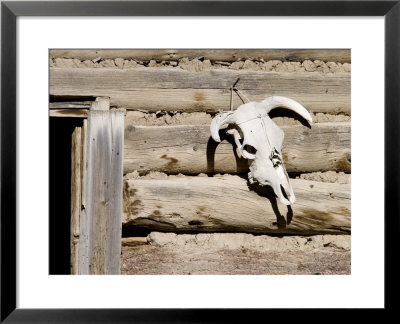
xmin=79 ymin=111 xmax=124 ymax=274
xmin=50 ymin=49 xmax=351 ymax=63
xmin=50 ymin=68 xmax=350 ymax=114
xmin=123 ymin=176 xmax=350 ymax=235
xmin=124 ymin=122 xmax=351 ymax=175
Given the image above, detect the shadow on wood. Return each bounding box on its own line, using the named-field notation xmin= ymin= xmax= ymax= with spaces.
xmin=248 ymin=182 xmax=294 ymax=229
xmin=123 ymin=176 xmax=351 ymax=235
xmin=206 ymin=129 xmax=248 ymax=174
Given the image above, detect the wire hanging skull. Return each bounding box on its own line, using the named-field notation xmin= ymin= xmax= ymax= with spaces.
xmin=210 ymin=86 xmax=312 ymax=205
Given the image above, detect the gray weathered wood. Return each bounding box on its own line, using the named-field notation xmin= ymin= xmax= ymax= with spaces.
xmin=91 ymin=96 xmax=110 ymax=111
xmin=124 ymin=122 xmax=351 ymax=175
xmin=50 ymin=68 xmax=350 ymax=114
xmin=123 ymin=176 xmax=350 ymax=235
xmin=106 ymin=112 xmax=124 ymax=273
xmin=79 ymin=111 xmax=124 ymax=275
xmin=50 ymin=49 xmax=351 ymax=63
xmin=70 ymin=127 xmax=82 ymax=275
xmin=49 ymin=101 xmax=92 ymax=109
xmin=49 ymin=96 xmax=110 ymax=117
xmin=77 ymin=119 xmax=88 ymax=274
xmin=78 ymin=119 xmax=89 ymax=274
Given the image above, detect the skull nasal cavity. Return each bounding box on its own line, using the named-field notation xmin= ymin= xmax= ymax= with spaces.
xmin=243 ymin=144 xmax=257 ymax=155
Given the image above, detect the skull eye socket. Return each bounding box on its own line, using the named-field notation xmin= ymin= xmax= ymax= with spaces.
xmin=243 ymin=144 xmax=257 ymax=155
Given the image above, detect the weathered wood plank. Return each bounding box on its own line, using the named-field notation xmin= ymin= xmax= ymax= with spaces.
xmin=50 ymin=109 xmax=88 ymax=118
xmin=49 ymin=97 xmax=111 ymax=116
xmin=70 ymin=127 xmax=82 ymax=275
xmin=81 ymin=119 xmax=87 ymax=234
xmin=50 ymin=49 xmax=351 ymax=63
xmin=79 ymin=119 xmax=87 ymax=273
xmin=49 ymin=101 xmax=92 ymax=109
xmin=123 ymin=176 xmax=350 ymax=235
xmin=121 ymin=237 xmax=148 ymax=247
xmin=124 ymin=122 xmax=351 ymax=175
xmin=79 ymin=111 xmax=124 ymax=275
xmin=50 ymin=67 xmax=350 ymax=90
xmin=106 ymin=112 xmax=124 ymax=273
xmin=50 ymin=68 xmax=350 ymax=114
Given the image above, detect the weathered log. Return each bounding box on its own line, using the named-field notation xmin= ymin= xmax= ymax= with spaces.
xmin=50 ymin=49 xmax=351 ymax=63
xmin=123 ymin=176 xmax=351 ymax=235
xmin=50 ymin=68 xmax=350 ymax=114
xmin=124 ymin=122 xmax=351 ymax=174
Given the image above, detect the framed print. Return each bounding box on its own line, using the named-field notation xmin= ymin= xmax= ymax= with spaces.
xmin=1 ymin=0 xmax=398 ymax=322
xmin=49 ymin=47 xmax=351 ymax=276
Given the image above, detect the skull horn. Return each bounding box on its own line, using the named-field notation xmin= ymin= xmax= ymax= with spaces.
xmin=261 ymin=96 xmax=313 ymax=123
xmin=210 ymin=111 xmax=237 ymax=142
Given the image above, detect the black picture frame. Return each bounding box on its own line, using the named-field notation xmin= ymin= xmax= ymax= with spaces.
xmin=1 ymin=0 xmax=398 ymax=322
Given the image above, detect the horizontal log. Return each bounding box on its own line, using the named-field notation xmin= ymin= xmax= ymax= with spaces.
xmin=50 ymin=49 xmax=351 ymax=63
xmin=123 ymin=176 xmax=351 ymax=235
xmin=124 ymin=122 xmax=351 ymax=174
xmin=50 ymin=68 xmax=350 ymax=114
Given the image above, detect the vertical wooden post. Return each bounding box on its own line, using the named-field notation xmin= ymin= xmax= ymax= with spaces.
xmin=70 ymin=127 xmax=82 ymax=274
xmin=78 ymin=110 xmax=124 ymax=275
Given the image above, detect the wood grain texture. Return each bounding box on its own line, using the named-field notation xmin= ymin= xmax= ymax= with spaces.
xmin=121 ymin=245 xmax=351 ymax=275
xmin=50 ymin=68 xmax=350 ymax=114
xmin=50 ymin=109 xmax=88 ymax=118
xmin=50 ymin=49 xmax=351 ymax=63
xmin=124 ymin=122 xmax=351 ymax=175
xmin=49 ymin=101 xmax=92 ymax=109
xmin=81 ymin=119 xmax=88 ymax=211
xmin=78 ymin=120 xmax=88 ymax=274
xmin=105 ymin=112 xmax=124 ymax=273
xmin=70 ymin=127 xmax=82 ymax=275
xmin=123 ymin=176 xmax=351 ymax=235
xmin=79 ymin=111 xmax=124 ymax=275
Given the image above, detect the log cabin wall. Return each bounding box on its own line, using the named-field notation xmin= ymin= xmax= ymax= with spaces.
xmin=49 ymin=49 xmax=351 ymax=274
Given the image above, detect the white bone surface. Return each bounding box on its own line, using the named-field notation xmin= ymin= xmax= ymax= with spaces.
xmin=210 ymin=96 xmax=312 ymax=205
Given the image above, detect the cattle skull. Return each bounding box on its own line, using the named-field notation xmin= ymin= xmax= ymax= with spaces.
xmin=210 ymin=96 xmax=312 ymax=205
